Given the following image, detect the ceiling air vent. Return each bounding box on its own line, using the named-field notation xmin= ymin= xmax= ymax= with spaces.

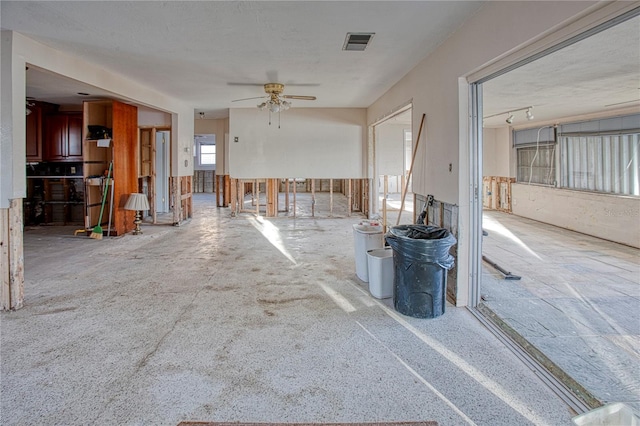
xmin=343 ymin=32 xmax=375 ymax=51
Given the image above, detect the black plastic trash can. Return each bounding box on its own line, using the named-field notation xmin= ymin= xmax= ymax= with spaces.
xmin=385 ymin=225 xmax=457 ymax=319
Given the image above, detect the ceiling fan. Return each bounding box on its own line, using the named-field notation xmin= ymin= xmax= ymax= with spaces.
xmin=232 ymin=83 xmax=315 ymax=108
xmin=231 ymin=83 xmax=316 ymax=127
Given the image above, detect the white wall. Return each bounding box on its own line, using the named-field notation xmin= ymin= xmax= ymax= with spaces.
xmin=366 ymin=1 xmax=604 ymax=305
xmin=229 ymin=108 xmax=366 ymax=179
xmin=376 ymin=123 xmax=408 ymax=176
xmin=483 ymin=127 xmax=512 ymax=177
xmin=138 ymin=107 xmax=171 ymax=128
xmin=512 ymin=184 xmax=640 ymax=248
xmin=0 ymin=31 xmax=27 ymax=206
xmin=367 ymin=1 xmax=601 ymax=203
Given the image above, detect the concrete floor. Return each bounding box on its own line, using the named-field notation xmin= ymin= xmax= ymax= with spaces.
xmin=1 ymin=194 xmax=577 ymax=425
xmin=481 ymin=210 xmax=640 ymax=411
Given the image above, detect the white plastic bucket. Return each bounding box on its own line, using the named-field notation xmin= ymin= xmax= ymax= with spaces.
xmin=366 ymin=247 xmax=394 ymax=299
xmin=353 ymin=224 xmax=383 ymax=282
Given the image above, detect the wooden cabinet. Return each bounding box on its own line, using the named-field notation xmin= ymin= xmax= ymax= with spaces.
xmin=83 ymin=100 xmax=138 ymax=236
xmin=26 ymin=105 xmax=43 ymax=161
xmin=44 ymin=113 xmax=83 ymax=162
xmin=26 ymin=102 xmax=58 ymax=162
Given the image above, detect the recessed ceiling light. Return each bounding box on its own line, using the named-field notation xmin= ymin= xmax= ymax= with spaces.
xmin=342 ymin=32 xmax=375 ymax=51
xmin=77 ymin=92 xmax=90 ymax=96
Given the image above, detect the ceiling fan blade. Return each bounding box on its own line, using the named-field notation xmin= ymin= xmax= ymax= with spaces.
xmin=282 ymin=95 xmax=317 ymax=100
xmin=231 ymin=96 xmax=266 ymax=102
xmin=227 ymin=82 xmax=265 ymax=87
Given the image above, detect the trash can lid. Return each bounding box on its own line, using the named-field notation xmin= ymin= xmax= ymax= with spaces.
xmin=367 ymin=247 xmax=393 ymax=258
xmin=353 ymin=224 xmax=383 ymax=234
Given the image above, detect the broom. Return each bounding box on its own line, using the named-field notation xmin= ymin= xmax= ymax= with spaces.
xmin=89 ymin=162 xmax=112 ymax=240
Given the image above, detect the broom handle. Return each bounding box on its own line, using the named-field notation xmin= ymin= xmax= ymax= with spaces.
xmin=97 ymin=163 xmax=112 ymax=225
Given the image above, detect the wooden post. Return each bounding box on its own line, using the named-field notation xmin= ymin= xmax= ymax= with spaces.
xmin=9 ymin=199 xmax=23 ymax=309
xmin=0 ymin=200 xmax=25 ymax=310
xmin=266 ymin=179 xmax=277 ymax=217
xmin=311 ymin=179 xmax=316 ymax=217
xmin=329 ymin=178 xmax=333 ymax=217
xmin=293 ymin=178 xmax=297 ymax=217
xmin=230 ymin=178 xmax=237 ymax=216
xmin=285 ymin=179 xmax=290 ymax=212
xmin=255 ymin=180 xmax=260 ymax=216
xmin=347 ymin=179 xmax=352 ymax=217
xmin=1 ymin=207 xmax=10 ymax=310
xmin=224 ymin=175 xmax=231 ymax=207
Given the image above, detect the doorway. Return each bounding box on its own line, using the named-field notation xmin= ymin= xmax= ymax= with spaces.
xmin=469 ymin=10 xmax=640 ymax=411
xmin=372 ymin=105 xmax=413 ymax=231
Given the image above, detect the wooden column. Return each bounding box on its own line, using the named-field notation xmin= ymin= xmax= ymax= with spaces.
xmin=253 ymin=179 xmax=260 ymax=216
xmin=171 ymin=177 xmax=180 ymax=225
xmin=285 ymin=179 xmax=290 ymax=213
xmin=347 ymin=179 xmax=352 ymax=217
xmin=329 ymin=178 xmax=333 ymax=217
xmin=311 ymin=179 xmax=315 ymax=217
xmin=0 ymin=199 xmax=24 ymax=310
xmin=293 ymin=178 xmax=297 ymax=218
xmin=266 ymin=178 xmax=278 ymax=217
xmin=230 ymin=178 xmax=237 ymax=216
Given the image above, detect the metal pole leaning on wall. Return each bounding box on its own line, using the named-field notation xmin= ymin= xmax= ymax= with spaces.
xmin=397 ymin=113 xmax=426 ymax=226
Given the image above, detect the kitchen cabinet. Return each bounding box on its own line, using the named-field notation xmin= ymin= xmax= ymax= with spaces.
xmin=44 ymin=113 xmax=83 ymax=162
xmin=26 ymin=101 xmax=58 ymax=162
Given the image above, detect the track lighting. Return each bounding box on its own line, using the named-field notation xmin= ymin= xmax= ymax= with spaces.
xmin=199 ymin=112 xmax=205 ymax=119
xmin=506 ymin=113 xmax=514 ymax=124
xmin=484 ymin=106 xmax=535 ymax=125
xmin=526 ymin=107 xmax=534 ymax=120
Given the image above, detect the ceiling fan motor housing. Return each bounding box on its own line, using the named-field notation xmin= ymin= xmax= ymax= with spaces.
xmin=264 ymin=83 xmax=285 ymax=96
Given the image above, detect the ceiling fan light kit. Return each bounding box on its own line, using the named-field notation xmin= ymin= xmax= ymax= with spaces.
xmin=232 ymin=83 xmax=316 ymax=128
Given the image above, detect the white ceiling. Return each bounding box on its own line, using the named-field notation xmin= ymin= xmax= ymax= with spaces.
xmin=482 ymin=14 xmax=640 ymax=128
xmin=1 ymin=1 xmax=484 ymax=118
xmin=1 ymin=2 xmax=638 ymax=125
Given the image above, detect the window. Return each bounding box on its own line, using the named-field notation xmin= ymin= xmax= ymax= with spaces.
xmin=517 ymin=144 xmax=556 ymax=185
xmin=559 ymin=133 xmax=639 ymax=195
xmin=200 ymin=144 xmax=216 ymax=165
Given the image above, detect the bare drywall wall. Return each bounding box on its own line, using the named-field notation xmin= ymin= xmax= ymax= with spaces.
xmin=376 ymin=123 xmax=409 ymax=176
xmin=512 ymin=183 xmax=640 ymax=248
xmin=229 ymin=108 xmax=366 ymax=179
xmin=483 ymin=127 xmax=512 ymax=178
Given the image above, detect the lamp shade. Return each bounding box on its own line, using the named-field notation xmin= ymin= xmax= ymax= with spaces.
xmin=124 ymin=193 xmax=150 ymax=211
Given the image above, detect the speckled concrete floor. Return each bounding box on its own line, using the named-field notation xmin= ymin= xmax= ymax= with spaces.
xmin=1 ymin=194 xmax=575 ymax=425
xmin=481 ymin=210 xmax=640 ymax=411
